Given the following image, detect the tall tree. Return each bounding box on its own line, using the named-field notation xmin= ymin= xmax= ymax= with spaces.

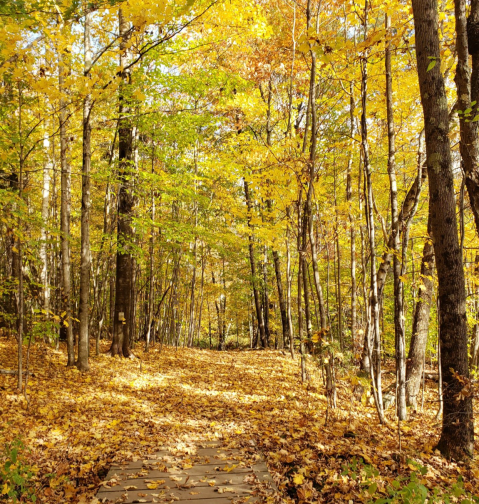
xmin=412 ymin=0 xmax=474 ymax=458
xmin=110 ymin=8 xmax=135 ymax=357
xmin=77 ymin=5 xmax=92 ymax=371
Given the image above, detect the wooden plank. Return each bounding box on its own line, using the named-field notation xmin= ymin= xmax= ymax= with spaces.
xmin=99 ymin=471 xmax=274 ymax=493
xmin=96 ymin=441 xmax=276 ymax=503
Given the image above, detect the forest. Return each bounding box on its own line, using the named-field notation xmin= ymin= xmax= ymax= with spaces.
xmin=1 ymin=0 xmax=479 ymax=502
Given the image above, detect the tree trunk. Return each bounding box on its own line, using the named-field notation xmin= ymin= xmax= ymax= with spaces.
xmin=385 ymin=14 xmax=406 ymax=420
xmin=286 ymin=208 xmax=295 ymax=358
xmin=59 ymin=46 xmax=75 ymax=366
xmin=40 ymin=131 xmax=52 ymax=337
xmin=455 ymin=0 xmax=479 ymax=234
xmin=361 ymin=0 xmax=384 ymax=423
xmin=272 ymin=248 xmax=290 ymax=349
xmin=346 ymin=81 xmax=357 ymax=349
xmin=77 ymin=8 xmax=92 ymax=371
xmin=412 ymin=0 xmax=474 ymax=459
xmin=470 ymin=254 xmax=479 ymax=368
xmin=110 ymin=8 xmax=134 ymax=358
xmin=262 ymin=245 xmax=270 ymax=346
xmin=406 ymin=223 xmax=435 ymax=408
xmin=244 ymin=179 xmax=266 ymax=347
xmin=377 ymin=170 xmax=426 ymax=299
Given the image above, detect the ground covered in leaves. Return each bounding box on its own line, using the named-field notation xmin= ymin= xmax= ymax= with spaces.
xmin=1 ymin=338 xmax=479 ymax=503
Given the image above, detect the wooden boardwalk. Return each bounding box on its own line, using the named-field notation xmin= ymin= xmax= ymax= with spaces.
xmin=96 ymin=440 xmax=277 ymax=503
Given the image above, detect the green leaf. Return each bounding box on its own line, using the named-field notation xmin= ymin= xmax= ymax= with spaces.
xmin=368 ymin=483 xmax=378 ymax=495
xmin=471 ymin=115 xmax=479 ymax=122
xmin=427 ymin=59 xmax=436 ymax=72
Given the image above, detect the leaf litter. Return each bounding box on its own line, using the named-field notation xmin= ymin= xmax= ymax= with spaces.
xmin=0 ymin=339 xmax=478 ymax=503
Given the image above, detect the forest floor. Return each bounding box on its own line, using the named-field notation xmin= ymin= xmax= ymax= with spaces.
xmin=1 ymin=339 xmax=479 ymax=504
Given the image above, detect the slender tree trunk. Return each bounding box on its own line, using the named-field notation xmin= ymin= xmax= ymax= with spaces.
xmin=412 ymin=0 xmax=474 ymax=459
xmin=286 ymin=209 xmax=294 ymax=358
xmin=40 ymin=131 xmax=52 ymax=337
xmin=16 ymin=88 xmax=24 ymax=391
xmin=59 ymin=47 xmax=75 ymax=366
xmin=272 ymin=248 xmax=290 ymax=348
xmin=377 ymin=171 xmax=426 ymax=299
xmin=361 ymin=0 xmax=384 ymax=422
xmin=145 ymin=196 xmax=155 ymax=351
xmin=385 ymin=14 xmax=405 ymax=420
xmin=195 ymin=249 xmax=205 ymax=343
xmin=406 ymin=220 xmax=435 ymax=408
xmin=346 ymin=82 xmax=357 ymax=349
xmin=244 ymin=179 xmax=266 ymax=347
xmin=77 ymin=7 xmax=92 ymax=371
xmin=262 ymin=244 xmax=270 ymax=346
xmin=297 ymin=208 xmax=306 ymax=381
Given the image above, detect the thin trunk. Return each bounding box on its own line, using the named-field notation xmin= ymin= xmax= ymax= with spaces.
xmin=145 ymin=152 xmax=155 ymax=351
xmin=406 ymin=219 xmax=435 ymax=408
xmin=385 ymin=13 xmax=405 ymax=420
xmin=286 ymin=209 xmax=294 ymax=358
xmin=17 ymin=87 xmax=24 ymax=391
xmin=262 ymin=245 xmax=270 ymax=346
xmin=361 ymin=0 xmax=384 ymax=422
xmin=309 ymin=211 xmax=327 ymax=331
xmin=77 ymin=7 xmax=92 ymax=371
xmin=244 ymin=179 xmax=266 ymax=347
xmin=59 ymin=45 xmax=74 ymax=366
xmin=347 ymin=81 xmax=357 ymax=348
xmin=40 ymin=131 xmax=52 ymax=334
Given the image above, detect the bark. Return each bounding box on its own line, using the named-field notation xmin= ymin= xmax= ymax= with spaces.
xmin=272 ymin=248 xmax=290 ymax=348
xmin=377 ymin=170 xmax=426 ymax=299
xmin=145 ymin=192 xmax=155 ymax=351
xmin=412 ymin=0 xmax=474 ymax=459
xmin=361 ymin=0 xmax=384 ymax=423
xmin=77 ymin=8 xmax=92 ymax=371
xmin=110 ymin=9 xmax=134 ymax=357
xmin=262 ymin=244 xmax=270 ymax=345
xmin=334 ymin=171 xmax=343 ymax=350
xmin=471 ymin=253 xmax=479 ymax=368
xmin=244 ymin=179 xmax=266 ymax=347
xmin=286 ymin=208 xmax=295 ymax=358
xmin=406 ymin=223 xmax=435 ymax=408
xmin=16 ymin=88 xmax=24 ymax=391
xmin=300 ymin=207 xmax=313 ymax=349
xmin=455 ymin=0 xmax=479 ymax=234
xmin=385 ymin=14 xmax=406 ymax=420
xmin=346 ymin=82 xmax=357 ymax=347
xmin=40 ymin=132 xmax=52 ymax=331
xmin=59 ymin=46 xmax=75 ymax=366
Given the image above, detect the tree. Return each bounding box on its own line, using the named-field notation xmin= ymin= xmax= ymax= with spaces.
xmin=411 ymin=0 xmax=474 ymax=459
